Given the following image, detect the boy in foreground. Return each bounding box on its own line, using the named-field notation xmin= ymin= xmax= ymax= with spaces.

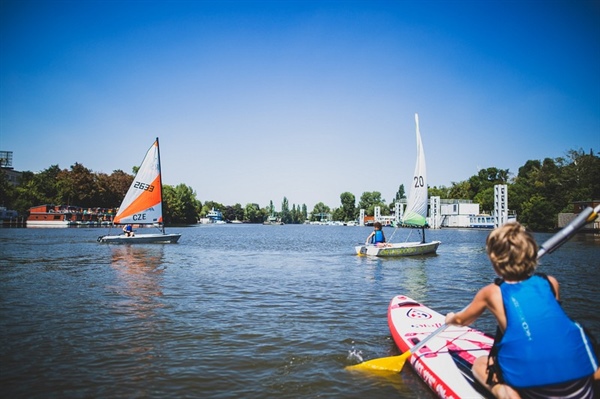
xmin=445 ymin=222 xmax=599 ymax=399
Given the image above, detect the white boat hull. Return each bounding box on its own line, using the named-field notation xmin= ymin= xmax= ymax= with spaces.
xmin=26 ymin=220 xmax=75 ymax=227
xmin=98 ymin=233 xmax=181 ymax=244
xmin=355 ymin=240 xmax=440 ymax=257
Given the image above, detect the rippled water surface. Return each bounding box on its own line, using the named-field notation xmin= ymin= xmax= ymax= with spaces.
xmin=1 ymin=225 xmax=598 ymax=398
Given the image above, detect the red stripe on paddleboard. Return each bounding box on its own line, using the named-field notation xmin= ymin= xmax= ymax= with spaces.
xmin=411 ymin=357 xmax=463 ymax=399
xmin=462 ymin=338 xmax=492 ymax=350
xmin=446 ymin=341 xmax=478 ymax=363
xmin=388 ymin=312 xmax=462 ymax=398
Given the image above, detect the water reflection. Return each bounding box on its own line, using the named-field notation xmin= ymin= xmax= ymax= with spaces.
xmin=359 ymin=255 xmax=432 ymax=301
xmin=109 ymin=245 xmax=165 ymax=318
xmin=399 ymin=257 xmax=430 ymax=301
xmin=103 ymin=245 xmax=168 ymax=395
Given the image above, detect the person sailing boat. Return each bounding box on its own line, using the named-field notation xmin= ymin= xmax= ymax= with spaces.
xmin=122 ymin=224 xmax=134 ymax=237
xmin=365 ymin=222 xmax=390 ymax=247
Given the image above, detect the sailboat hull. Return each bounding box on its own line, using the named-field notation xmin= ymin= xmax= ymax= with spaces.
xmin=98 ymin=233 xmax=181 ymax=244
xmin=355 ymin=240 xmax=440 ymax=257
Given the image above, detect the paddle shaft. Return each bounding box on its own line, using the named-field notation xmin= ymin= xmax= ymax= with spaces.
xmin=537 ymin=204 xmax=600 ymax=258
xmin=407 ymin=323 xmax=449 ymax=355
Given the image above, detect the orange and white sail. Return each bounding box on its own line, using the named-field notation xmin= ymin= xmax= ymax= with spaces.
xmin=113 ymin=139 xmax=163 ymax=225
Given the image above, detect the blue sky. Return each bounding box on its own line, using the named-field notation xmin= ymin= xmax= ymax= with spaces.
xmin=1 ymin=0 xmax=599 ymax=210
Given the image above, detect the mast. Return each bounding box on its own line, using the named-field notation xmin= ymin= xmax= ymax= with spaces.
xmin=156 ymin=137 xmax=165 ymax=234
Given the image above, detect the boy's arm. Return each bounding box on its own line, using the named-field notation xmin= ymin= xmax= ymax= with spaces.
xmin=445 ymin=284 xmax=494 ymax=326
xmin=547 ymin=275 xmax=560 ymax=300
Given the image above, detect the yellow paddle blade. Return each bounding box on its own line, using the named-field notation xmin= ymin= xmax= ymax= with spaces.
xmin=346 ymin=350 xmax=412 ymax=373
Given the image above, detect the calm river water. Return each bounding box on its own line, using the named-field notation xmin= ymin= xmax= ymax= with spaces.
xmin=1 ymin=224 xmax=598 ymax=399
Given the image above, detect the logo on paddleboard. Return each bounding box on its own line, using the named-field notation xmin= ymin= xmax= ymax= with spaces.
xmin=407 ymin=308 xmax=432 ymax=319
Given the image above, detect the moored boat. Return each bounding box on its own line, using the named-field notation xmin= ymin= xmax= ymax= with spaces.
xmin=263 ymin=215 xmax=284 ymax=225
xmin=26 ymin=205 xmax=77 ymax=227
xmin=468 ymin=214 xmax=495 ymax=229
xmin=27 ymin=205 xmax=115 ymax=228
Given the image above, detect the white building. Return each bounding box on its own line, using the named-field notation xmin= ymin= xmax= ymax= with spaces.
xmin=440 ymin=202 xmax=481 ymax=228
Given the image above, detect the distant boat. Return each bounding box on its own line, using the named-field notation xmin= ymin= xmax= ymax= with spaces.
xmin=263 ymin=215 xmax=284 ymax=225
xmin=356 ymin=114 xmax=441 ymax=256
xmin=207 ymin=208 xmax=225 ymax=223
xmin=98 ymin=138 xmax=181 ymax=244
xmin=468 ymin=214 xmax=495 ymax=229
xmin=26 ymin=204 xmax=77 ymax=227
xmin=26 ymin=204 xmax=111 ymax=227
xmin=0 ymin=207 xmax=18 ymax=220
xmin=199 ymin=208 xmax=226 ymax=224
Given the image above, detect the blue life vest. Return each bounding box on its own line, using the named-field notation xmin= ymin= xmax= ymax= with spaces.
xmin=496 ymin=275 xmax=598 ymax=387
xmin=372 ymin=230 xmax=385 ymax=244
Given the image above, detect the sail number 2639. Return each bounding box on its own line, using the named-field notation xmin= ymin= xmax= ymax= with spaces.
xmin=134 ymin=181 xmax=155 ymax=192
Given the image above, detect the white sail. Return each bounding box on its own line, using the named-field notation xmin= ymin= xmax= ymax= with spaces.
xmin=113 ymin=139 xmax=163 ymax=225
xmin=402 ymin=113 xmax=428 ymax=227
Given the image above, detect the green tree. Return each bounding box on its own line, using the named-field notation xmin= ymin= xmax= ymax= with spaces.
xmin=290 ymin=203 xmax=305 ymax=224
xmin=561 ymin=149 xmax=600 ymax=203
xmin=331 ymin=207 xmax=344 ymax=221
xmin=448 ymin=181 xmax=471 ymax=199
xmin=54 ymin=163 xmax=97 ymax=207
xmin=301 ymin=204 xmax=308 ymax=221
xmin=394 ymin=184 xmax=407 ymax=201
xmin=163 ymin=184 xmax=201 ymax=224
xmin=474 ymin=186 xmax=495 ymax=213
xmin=520 ymin=194 xmax=555 ymax=231
xmin=267 ymin=200 xmax=275 ymax=217
xmin=281 ymin=197 xmax=292 ymax=224
xmin=224 ymin=203 xmax=244 ymax=222
xmin=428 ymin=185 xmax=450 ymax=199
xmin=467 ymin=167 xmax=510 ymax=201
xmin=244 ymin=203 xmax=262 ymax=223
xmin=13 ymin=171 xmax=46 ymax=213
xmin=339 ymin=192 xmax=356 ymax=222
xmin=35 ymin=165 xmax=61 ymax=204
xmin=511 ymin=158 xmax=563 ymax=229
xmin=510 ymin=159 xmax=541 ymax=219
xmin=310 ymin=202 xmax=331 ymax=222
xmin=0 ymin=168 xmax=15 ymax=208
xmin=357 ymin=191 xmax=388 ymax=216
xmin=95 ymin=169 xmax=133 ymax=208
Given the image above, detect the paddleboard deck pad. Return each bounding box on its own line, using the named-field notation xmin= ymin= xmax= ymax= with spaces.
xmin=388 ymin=295 xmax=494 ymax=399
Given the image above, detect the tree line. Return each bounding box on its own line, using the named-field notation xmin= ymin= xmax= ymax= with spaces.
xmin=0 ymin=148 xmax=598 ymax=231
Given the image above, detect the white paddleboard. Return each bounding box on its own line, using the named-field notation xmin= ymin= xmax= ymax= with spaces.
xmin=388 ymin=295 xmax=494 ymax=399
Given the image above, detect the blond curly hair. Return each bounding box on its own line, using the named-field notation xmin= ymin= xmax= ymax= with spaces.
xmin=486 ymin=222 xmax=538 ymax=281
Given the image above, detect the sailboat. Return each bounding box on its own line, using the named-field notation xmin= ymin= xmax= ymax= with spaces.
xmin=355 ymin=114 xmax=441 ymax=256
xmin=98 ymin=138 xmax=181 ymax=244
